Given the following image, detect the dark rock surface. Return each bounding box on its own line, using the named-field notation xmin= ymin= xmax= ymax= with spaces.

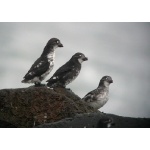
xmin=36 ymin=113 xmax=150 ymax=128
xmin=107 ymin=114 xmax=150 ymax=128
xmin=36 ymin=112 xmax=113 ymax=128
xmin=0 ymin=87 xmax=95 ymax=127
xmin=0 ymin=87 xmax=150 ymax=128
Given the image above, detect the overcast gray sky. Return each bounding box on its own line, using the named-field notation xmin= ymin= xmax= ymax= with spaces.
xmin=0 ymin=22 xmax=150 ymax=118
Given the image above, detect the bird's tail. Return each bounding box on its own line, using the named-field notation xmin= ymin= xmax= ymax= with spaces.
xmin=21 ymin=79 xmax=28 ymax=83
xmin=21 ymin=79 xmax=25 ymax=83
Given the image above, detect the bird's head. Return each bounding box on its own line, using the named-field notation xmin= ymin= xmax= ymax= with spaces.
xmin=99 ymin=76 xmax=113 ymax=87
xmin=71 ymin=52 xmax=88 ymax=64
xmin=46 ymin=38 xmax=63 ymax=49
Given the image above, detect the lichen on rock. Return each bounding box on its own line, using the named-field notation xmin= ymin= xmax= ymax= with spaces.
xmin=0 ymin=87 xmax=95 ymax=127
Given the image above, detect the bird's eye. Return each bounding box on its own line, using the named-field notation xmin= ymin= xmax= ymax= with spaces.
xmin=56 ymin=41 xmax=59 ymax=43
xmin=79 ymin=55 xmax=82 ymax=57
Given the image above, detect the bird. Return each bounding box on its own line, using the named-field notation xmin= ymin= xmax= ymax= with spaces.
xmin=97 ymin=117 xmax=114 ymax=128
xmin=22 ymin=38 xmax=63 ymax=86
xmin=46 ymin=52 xmax=88 ymax=88
xmin=82 ymin=76 xmax=113 ymax=110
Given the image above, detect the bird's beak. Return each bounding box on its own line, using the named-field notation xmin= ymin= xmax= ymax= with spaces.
xmin=82 ymin=57 xmax=88 ymax=61
xmin=109 ymin=80 xmax=113 ymax=83
xmin=58 ymin=43 xmax=63 ymax=47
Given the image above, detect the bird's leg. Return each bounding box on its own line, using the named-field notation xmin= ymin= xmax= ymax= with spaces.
xmin=34 ymin=82 xmax=46 ymax=87
xmin=61 ymin=85 xmax=71 ymax=90
xmin=66 ymin=88 xmax=71 ymax=91
xmin=34 ymin=82 xmax=41 ymax=87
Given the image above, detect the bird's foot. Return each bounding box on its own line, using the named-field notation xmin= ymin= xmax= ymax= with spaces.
xmin=34 ymin=83 xmax=46 ymax=87
xmin=66 ymin=88 xmax=71 ymax=91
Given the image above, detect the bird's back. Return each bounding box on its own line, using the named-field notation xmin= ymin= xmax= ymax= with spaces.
xmin=47 ymin=60 xmax=81 ymax=87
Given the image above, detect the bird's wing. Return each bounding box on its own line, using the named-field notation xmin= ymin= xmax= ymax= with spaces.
xmin=23 ymin=57 xmax=50 ymax=80
xmin=82 ymin=88 xmax=105 ymax=102
xmin=46 ymin=61 xmax=72 ymax=82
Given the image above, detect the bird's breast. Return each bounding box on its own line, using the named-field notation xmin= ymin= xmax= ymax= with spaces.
xmin=64 ymin=69 xmax=80 ymax=86
xmin=47 ymin=51 xmax=55 ymax=62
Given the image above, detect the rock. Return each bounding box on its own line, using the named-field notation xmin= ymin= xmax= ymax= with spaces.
xmin=0 ymin=87 xmax=95 ymax=127
xmin=0 ymin=120 xmax=17 ymax=128
xmin=36 ymin=113 xmax=150 ymax=128
xmin=107 ymin=114 xmax=150 ymax=128
xmin=0 ymin=87 xmax=150 ymax=128
xmin=35 ymin=112 xmax=113 ymax=128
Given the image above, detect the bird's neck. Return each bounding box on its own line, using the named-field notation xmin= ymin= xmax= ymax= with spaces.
xmin=77 ymin=58 xmax=84 ymax=64
xmin=47 ymin=51 xmax=55 ymax=61
xmin=41 ymin=45 xmax=55 ymax=57
xmin=71 ymin=59 xmax=81 ymax=67
xmin=98 ymin=81 xmax=110 ymax=88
